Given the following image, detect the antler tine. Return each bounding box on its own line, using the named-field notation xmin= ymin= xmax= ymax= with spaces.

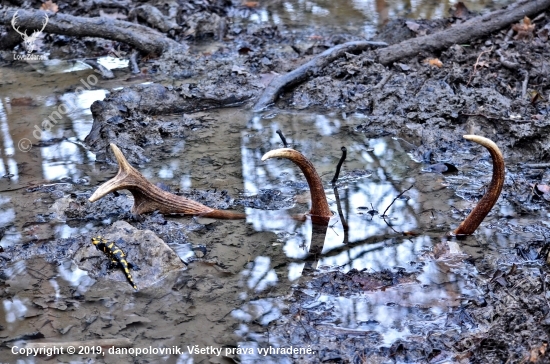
xmin=453 ymin=135 xmax=505 ymax=236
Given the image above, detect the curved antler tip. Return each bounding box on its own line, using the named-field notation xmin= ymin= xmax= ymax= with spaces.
xmin=261 ymin=148 xmax=296 ymax=161
xmin=108 ymin=143 xmax=132 ymax=168
xmin=109 ymin=143 xmax=122 ymax=155
xmin=453 ymin=134 xmax=504 ymax=235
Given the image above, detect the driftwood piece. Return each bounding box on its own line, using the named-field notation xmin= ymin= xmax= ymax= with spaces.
xmin=376 ymin=0 xmax=550 ymax=65
xmin=253 ymin=41 xmax=388 ymax=111
xmin=0 ymin=8 xmax=186 ymax=54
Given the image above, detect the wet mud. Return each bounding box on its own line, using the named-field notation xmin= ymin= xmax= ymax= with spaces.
xmin=2 ymin=0 xmax=550 ymax=363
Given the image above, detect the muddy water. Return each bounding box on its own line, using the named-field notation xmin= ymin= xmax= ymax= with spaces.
xmin=0 ymin=84 xmax=520 ymax=362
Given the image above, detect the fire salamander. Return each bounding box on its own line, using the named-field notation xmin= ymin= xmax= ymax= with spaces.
xmin=91 ymin=236 xmax=138 ymax=290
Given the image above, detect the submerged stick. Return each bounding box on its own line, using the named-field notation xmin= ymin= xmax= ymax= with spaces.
xmin=262 ymin=148 xmax=332 ymax=225
xmin=381 ymin=184 xmax=414 ymax=217
xmin=331 ymin=147 xmax=347 ymax=185
xmin=89 ymin=144 xmax=245 ymax=219
xmin=276 ymin=129 xmax=289 ymax=148
xmin=453 ymin=135 xmax=505 ymax=235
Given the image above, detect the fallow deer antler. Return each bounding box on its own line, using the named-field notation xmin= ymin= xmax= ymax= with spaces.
xmin=261 ymin=148 xmax=333 ymax=225
xmin=89 ymin=144 xmax=244 ymax=219
xmin=453 ymin=135 xmax=505 ymax=235
xmin=260 ymin=136 xmax=504 ymax=233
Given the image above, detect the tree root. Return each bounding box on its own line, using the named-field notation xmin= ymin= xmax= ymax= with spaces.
xmin=253 ymin=40 xmax=388 ymax=111
xmin=253 ymin=0 xmax=550 ymax=110
xmin=376 ymin=0 xmax=550 ymax=65
xmin=0 ymin=8 xmax=186 ymax=54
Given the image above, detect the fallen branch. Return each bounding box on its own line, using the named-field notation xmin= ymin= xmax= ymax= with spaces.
xmin=0 ymin=8 xmax=186 ymax=54
xmin=128 ymin=4 xmax=180 ymax=33
xmin=253 ymin=40 xmax=388 ymax=111
xmin=376 ymin=0 xmax=550 ymax=65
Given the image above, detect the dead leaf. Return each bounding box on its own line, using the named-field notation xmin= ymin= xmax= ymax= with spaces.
xmin=423 ymin=58 xmax=443 ymax=68
xmin=231 ymin=65 xmax=249 ymax=76
xmin=10 ymin=97 xmax=35 ymax=106
xmin=529 ymin=342 xmax=548 ymax=362
xmin=40 ymin=0 xmax=59 ymax=13
xmin=529 ymin=90 xmax=544 ymax=104
xmin=535 ymin=184 xmax=550 ymax=194
xmin=242 ymin=1 xmax=259 ymax=7
xmin=450 ymin=2 xmax=471 ymax=20
xmin=512 ymin=16 xmax=536 ymax=40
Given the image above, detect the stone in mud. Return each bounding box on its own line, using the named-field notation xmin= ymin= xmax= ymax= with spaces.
xmin=74 ymin=221 xmax=186 ymax=289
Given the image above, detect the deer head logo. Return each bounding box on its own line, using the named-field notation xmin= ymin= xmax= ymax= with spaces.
xmin=11 ymin=11 xmax=49 ymax=54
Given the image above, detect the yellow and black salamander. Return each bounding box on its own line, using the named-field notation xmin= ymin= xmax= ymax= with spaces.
xmin=91 ymin=236 xmax=138 ymax=290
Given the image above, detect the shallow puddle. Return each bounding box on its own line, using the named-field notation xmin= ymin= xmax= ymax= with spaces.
xmin=0 ymin=84 xmax=530 ymax=362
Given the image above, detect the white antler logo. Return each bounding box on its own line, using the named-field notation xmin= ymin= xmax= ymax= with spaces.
xmin=11 ymin=11 xmax=49 ymax=54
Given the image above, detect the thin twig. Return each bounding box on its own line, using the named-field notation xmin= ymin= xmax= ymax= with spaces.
xmin=276 ymin=129 xmax=288 ymax=148
xmin=382 ymin=184 xmax=414 ymax=217
xmin=129 ymin=50 xmax=140 ymax=74
xmin=331 ymin=147 xmax=347 ymax=185
xmin=374 ymin=73 xmax=392 ymax=89
xmin=83 ymin=59 xmax=115 ymax=79
xmin=333 ymin=185 xmax=349 ymax=236
xmin=467 ymin=46 xmax=493 ymax=87
xmin=521 ymin=70 xmax=529 ymax=99
xmin=520 ymin=163 xmax=550 ymax=169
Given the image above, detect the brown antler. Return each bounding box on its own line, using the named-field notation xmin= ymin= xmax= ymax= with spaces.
xmin=261 ymin=148 xmax=332 ymax=225
xmin=453 ymin=135 xmax=505 ymax=235
xmin=89 ymin=144 xmax=244 ymax=219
